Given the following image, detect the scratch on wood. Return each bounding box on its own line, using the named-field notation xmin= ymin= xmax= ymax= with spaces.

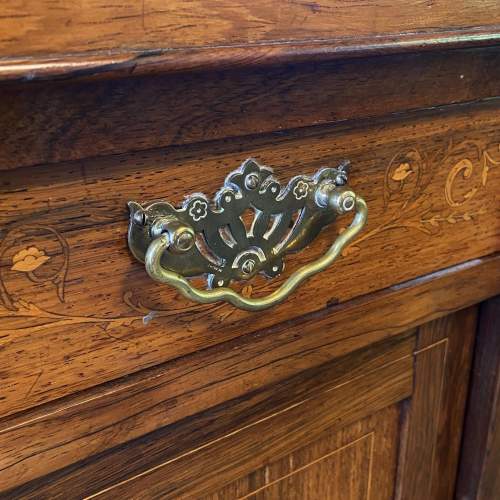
xmin=25 ymin=368 xmax=43 ymax=399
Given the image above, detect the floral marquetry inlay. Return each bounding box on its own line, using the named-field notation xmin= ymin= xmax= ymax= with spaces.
xmin=0 ymin=226 xmax=69 ymax=311
xmin=444 ymin=147 xmax=498 ymax=208
xmin=11 ymin=246 xmax=50 ymax=273
xmin=341 ymin=140 xmax=499 ymax=256
xmin=0 ymin=139 xmax=498 ymax=335
xmin=391 ymin=162 xmax=413 ymax=182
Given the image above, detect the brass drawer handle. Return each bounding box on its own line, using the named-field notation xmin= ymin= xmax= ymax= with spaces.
xmin=128 ymin=159 xmax=367 ymax=311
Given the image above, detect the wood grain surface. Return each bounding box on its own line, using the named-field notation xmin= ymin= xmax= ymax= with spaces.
xmin=2 ymin=29 xmax=500 ymax=83
xmin=202 ymin=420 xmax=390 ymax=500
xmin=0 ymin=0 xmax=499 ymax=60
xmin=0 ymin=99 xmax=500 ymax=415
xmin=3 ymin=333 xmax=413 ymax=497
xmin=0 ymin=254 xmax=497 ymax=491
xmin=3 ymin=306 xmax=479 ymax=497
xmin=0 ymin=8 xmax=498 ymax=492
xmin=103 ymin=407 xmax=401 ymax=500
xmin=456 ymin=297 xmax=500 ymax=500
xmin=2 ymin=47 xmax=500 ymax=170
xmin=0 ymin=102 xmax=498 ymax=417
xmin=396 ymin=307 xmax=477 ymax=499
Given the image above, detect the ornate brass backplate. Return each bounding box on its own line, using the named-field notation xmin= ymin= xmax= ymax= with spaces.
xmin=128 ymin=158 xmax=367 ymax=311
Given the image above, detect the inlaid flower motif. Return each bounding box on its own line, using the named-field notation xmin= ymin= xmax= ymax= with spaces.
xmin=189 ymin=199 xmax=208 ymax=221
xmin=293 ymin=180 xmax=309 ymax=200
xmin=391 ymin=162 xmax=413 ymax=182
xmin=11 ymin=246 xmax=50 ymax=272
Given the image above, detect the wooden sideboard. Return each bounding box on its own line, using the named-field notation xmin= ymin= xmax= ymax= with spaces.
xmin=0 ymin=1 xmax=499 ymax=498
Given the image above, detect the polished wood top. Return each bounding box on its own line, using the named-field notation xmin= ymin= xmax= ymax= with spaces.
xmin=0 ymin=0 xmax=499 ymax=80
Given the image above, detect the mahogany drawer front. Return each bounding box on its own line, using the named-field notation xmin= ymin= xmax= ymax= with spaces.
xmin=0 ymin=99 xmax=499 ymax=422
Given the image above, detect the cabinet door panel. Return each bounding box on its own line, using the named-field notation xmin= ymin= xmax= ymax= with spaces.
xmin=456 ymin=296 xmax=500 ymax=500
xmin=396 ymin=306 xmax=478 ymax=500
xmin=204 ymin=406 xmax=399 ymax=500
xmin=4 ymin=307 xmax=478 ymax=499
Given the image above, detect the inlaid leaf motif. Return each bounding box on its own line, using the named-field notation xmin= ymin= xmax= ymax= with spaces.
xmin=482 ymin=164 xmax=489 ymax=186
xmin=428 ymin=217 xmax=440 ymax=227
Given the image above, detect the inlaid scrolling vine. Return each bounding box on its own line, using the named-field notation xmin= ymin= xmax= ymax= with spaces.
xmin=0 ymin=139 xmax=498 ymax=332
xmin=339 ymin=140 xmax=498 ymax=255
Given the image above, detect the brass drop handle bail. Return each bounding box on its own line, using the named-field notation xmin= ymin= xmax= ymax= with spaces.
xmin=128 ymin=159 xmax=367 ymax=311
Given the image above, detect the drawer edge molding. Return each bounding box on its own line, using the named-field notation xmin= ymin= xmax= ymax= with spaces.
xmin=1 ymin=28 xmax=500 ymax=83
